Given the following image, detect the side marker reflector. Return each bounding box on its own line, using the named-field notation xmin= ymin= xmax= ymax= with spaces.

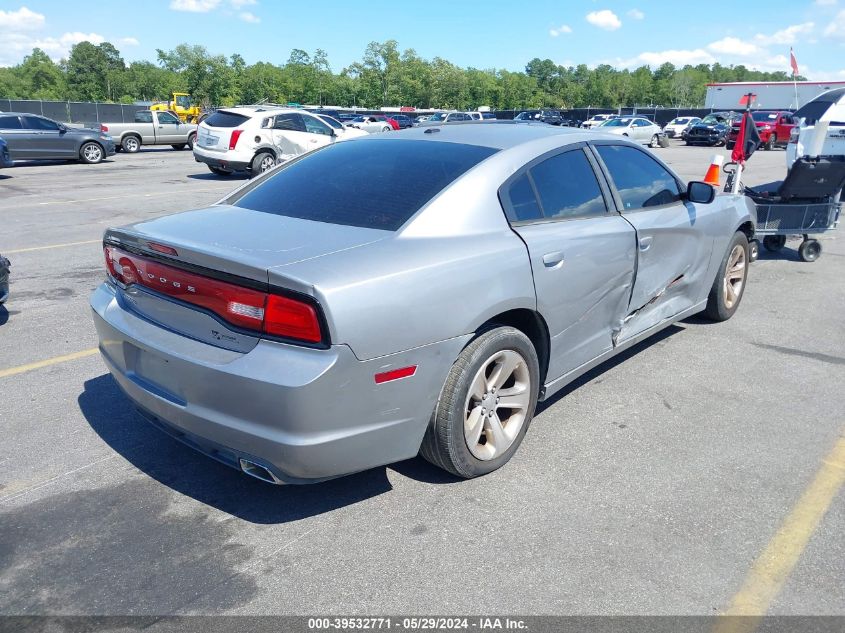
xmin=374 ymin=365 xmax=417 ymax=384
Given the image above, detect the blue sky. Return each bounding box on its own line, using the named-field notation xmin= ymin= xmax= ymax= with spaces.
xmin=1 ymin=0 xmax=844 ymax=80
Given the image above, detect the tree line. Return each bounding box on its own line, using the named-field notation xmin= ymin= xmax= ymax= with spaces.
xmin=0 ymin=40 xmax=803 ymax=110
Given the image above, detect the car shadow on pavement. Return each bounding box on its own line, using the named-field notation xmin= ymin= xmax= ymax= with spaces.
xmin=537 ymin=324 xmax=684 ymax=414
xmin=0 ymin=305 xmax=11 ymax=325
xmin=187 ymin=172 xmax=249 ymax=181
xmin=78 ymin=374 xmax=395 ymax=525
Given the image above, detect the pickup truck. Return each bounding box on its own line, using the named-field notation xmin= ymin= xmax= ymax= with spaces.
xmin=726 ymin=110 xmax=796 ymax=151
xmin=100 ymin=110 xmax=198 ymax=153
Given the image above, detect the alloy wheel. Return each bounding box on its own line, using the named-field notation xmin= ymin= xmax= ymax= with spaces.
xmin=723 ymin=244 xmax=746 ymax=309
xmin=463 ymin=349 xmax=532 ymax=461
xmin=83 ymin=144 xmax=102 ymax=163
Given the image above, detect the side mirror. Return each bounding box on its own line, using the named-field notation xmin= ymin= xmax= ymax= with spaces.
xmin=58 ymin=123 xmax=67 ymax=133
xmin=687 ymin=181 xmax=716 ymax=204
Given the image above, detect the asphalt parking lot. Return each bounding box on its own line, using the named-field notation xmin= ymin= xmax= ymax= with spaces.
xmin=0 ymin=140 xmax=843 ymax=617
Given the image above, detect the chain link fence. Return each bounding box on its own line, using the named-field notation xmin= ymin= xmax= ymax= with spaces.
xmin=0 ymin=99 xmax=147 ymax=124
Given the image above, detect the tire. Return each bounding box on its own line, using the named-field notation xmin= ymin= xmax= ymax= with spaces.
xmin=382 ymin=126 xmax=391 ymax=132
xmin=250 ymin=151 xmax=276 ymax=177
xmin=207 ymin=165 xmax=230 ymax=176
xmin=726 ymin=141 xmax=735 ymax=150
xmin=419 ymin=326 xmax=540 ymax=478
xmin=649 ymin=134 xmax=659 ymax=148
xmin=798 ymin=239 xmax=822 ymax=262
xmin=702 ymin=231 xmax=749 ymax=322
xmin=121 ymin=135 xmax=141 ymax=153
xmin=763 ymin=235 xmax=786 ymax=252
xmin=171 ymin=144 xmax=186 ymax=151
xmin=766 ymin=134 xmax=776 ymax=151
xmin=748 ymin=239 xmax=759 ymax=262
xmin=79 ymin=142 xmax=104 ymax=164
xmin=187 ymin=133 xmax=196 ymax=150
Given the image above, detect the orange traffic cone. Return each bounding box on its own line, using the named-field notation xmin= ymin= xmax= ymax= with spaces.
xmin=703 ymin=154 xmax=724 ymax=187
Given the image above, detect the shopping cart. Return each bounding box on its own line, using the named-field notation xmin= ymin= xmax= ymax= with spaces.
xmin=724 ymin=156 xmax=844 ymax=262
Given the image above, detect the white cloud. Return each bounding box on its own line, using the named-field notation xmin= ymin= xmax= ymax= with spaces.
xmin=169 ymin=0 xmax=221 ymax=12
xmin=754 ymin=22 xmax=814 ymax=45
xmin=238 ymin=11 xmax=260 ymax=23
xmin=610 ymin=48 xmax=715 ymax=69
xmin=707 ymin=37 xmax=762 ymax=56
xmin=0 ymin=6 xmax=45 ymax=30
xmin=627 ymin=9 xmax=645 ymax=20
xmin=824 ymin=10 xmax=845 ymax=37
xmin=549 ymin=24 xmax=572 ymax=37
xmin=814 ymin=0 xmax=836 ymax=5
xmin=118 ymin=37 xmax=140 ymax=46
xmin=586 ymin=10 xmax=621 ymax=31
xmin=230 ymin=0 xmax=257 ymax=7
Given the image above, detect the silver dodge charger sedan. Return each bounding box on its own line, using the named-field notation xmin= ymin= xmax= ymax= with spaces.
xmin=91 ymin=123 xmax=756 ymax=484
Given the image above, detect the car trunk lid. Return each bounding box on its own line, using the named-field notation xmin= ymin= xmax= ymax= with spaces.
xmin=104 ymin=205 xmax=387 ymax=350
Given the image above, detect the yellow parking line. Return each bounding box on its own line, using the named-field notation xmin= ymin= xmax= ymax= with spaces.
xmin=5 ymin=239 xmax=101 ymax=254
xmin=713 ymin=433 xmax=845 ymax=633
xmin=0 ymin=348 xmax=100 ymax=379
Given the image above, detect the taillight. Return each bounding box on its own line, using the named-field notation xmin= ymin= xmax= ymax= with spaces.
xmin=103 ymin=245 xmax=324 ymax=345
xmin=789 ymin=127 xmax=799 ymax=144
xmin=100 ymin=124 xmax=109 ymax=132
xmin=229 ymin=129 xmax=243 ymax=150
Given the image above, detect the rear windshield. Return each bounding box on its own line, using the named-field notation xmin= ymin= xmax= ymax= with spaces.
xmin=204 ymin=111 xmax=249 ymax=128
xmin=228 ymin=139 xmax=498 ymax=231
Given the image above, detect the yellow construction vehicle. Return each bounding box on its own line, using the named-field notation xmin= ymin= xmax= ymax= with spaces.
xmin=151 ymin=92 xmax=207 ymax=124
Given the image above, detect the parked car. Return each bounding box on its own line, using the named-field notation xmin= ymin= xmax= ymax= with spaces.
xmin=315 ymin=114 xmax=369 ymax=140
xmin=390 ymin=114 xmax=414 ymax=129
xmin=0 ymin=136 xmax=13 ymax=168
xmin=0 ymin=112 xmax=115 ymax=164
xmin=514 ymin=111 xmax=541 ymax=122
xmin=685 ymin=112 xmax=740 ymax=146
xmin=787 ymin=87 xmax=845 ymax=168
xmin=596 ymin=116 xmax=665 ymax=147
xmin=0 ymin=253 xmax=9 ymax=304
xmin=663 ymin=116 xmax=701 ymax=138
xmin=413 ymin=115 xmax=430 ymax=125
xmin=581 ymin=114 xmax=618 ymax=129
xmin=102 ymin=110 xmax=198 ymax=153
xmin=347 ymin=115 xmax=395 ymax=133
xmin=193 ymin=107 xmax=343 ymax=177
xmin=91 ymin=124 xmax=755 ymax=484
xmin=726 ymin=111 xmax=795 ymax=151
xmin=336 ymin=112 xmax=359 ymax=122
xmin=418 ymin=112 xmax=473 ymax=125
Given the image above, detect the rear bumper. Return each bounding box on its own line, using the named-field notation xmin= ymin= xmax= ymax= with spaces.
xmin=90 ymin=282 xmax=466 ymax=483
xmin=192 ymin=146 xmax=250 ymax=172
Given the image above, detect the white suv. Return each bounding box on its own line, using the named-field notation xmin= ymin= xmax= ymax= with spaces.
xmin=194 ymin=107 xmax=349 ymax=177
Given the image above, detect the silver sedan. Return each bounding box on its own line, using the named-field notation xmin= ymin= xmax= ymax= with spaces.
xmin=91 ymin=123 xmax=755 ymax=484
xmin=597 ymin=116 xmax=664 ymax=147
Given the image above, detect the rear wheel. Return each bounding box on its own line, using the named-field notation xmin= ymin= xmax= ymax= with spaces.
xmin=702 ymin=231 xmax=749 ymax=322
xmin=79 ymin=142 xmax=104 ymax=164
xmin=649 ymin=134 xmax=659 ymax=148
xmin=121 ymin=135 xmax=140 ymax=153
xmin=766 ymin=134 xmax=777 ymax=150
xmin=250 ymin=151 xmax=276 ymax=177
xmin=763 ymin=235 xmax=786 ymax=252
xmin=420 ymin=326 xmax=540 ymax=478
xmin=187 ymin=133 xmax=196 ymax=150
xmin=207 ymin=165 xmax=230 ymax=176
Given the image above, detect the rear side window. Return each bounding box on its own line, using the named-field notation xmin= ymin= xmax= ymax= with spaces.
xmin=135 ymin=111 xmax=153 ymax=123
xmin=504 ymin=149 xmax=606 ymax=223
xmin=0 ymin=115 xmax=23 ymax=130
xmin=596 ymin=145 xmax=681 ymax=210
xmin=229 ymin=139 xmax=498 ymax=231
xmin=22 ymin=116 xmax=59 ymax=131
xmin=204 ymin=111 xmax=249 ymax=128
xmin=274 ymin=113 xmax=305 ymax=132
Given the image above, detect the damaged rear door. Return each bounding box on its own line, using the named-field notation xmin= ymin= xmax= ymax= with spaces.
xmin=502 ymin=145 xmax=637 ymax=383
xmin=591 ymin=143 xmax=712 ymax=342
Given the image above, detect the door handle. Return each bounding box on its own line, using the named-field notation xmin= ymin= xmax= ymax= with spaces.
xmin=639 ymin=236 xmax=653 ymax=251
xmin=542 ymin=251 xmax=565 ymax=268
xmin=309 ymin=139 xmax=319 ymax=143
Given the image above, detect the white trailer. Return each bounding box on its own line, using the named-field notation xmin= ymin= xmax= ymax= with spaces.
xmin=705 ymin=81 xmax=845 ymax=111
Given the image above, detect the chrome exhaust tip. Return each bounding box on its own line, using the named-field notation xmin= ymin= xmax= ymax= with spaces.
xmin=239 ymin=458 xmax=283 ymax=485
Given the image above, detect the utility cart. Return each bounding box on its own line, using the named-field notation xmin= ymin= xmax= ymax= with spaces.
xmin=724 ymin=156 xmax=844 ymax=262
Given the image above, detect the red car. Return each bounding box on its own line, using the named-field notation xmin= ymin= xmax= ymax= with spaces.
xmin=726 ymin=110 xmax=796 ymax=150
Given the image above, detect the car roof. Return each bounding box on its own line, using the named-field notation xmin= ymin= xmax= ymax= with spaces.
xmin=365 ymin=121 xmax=601 ymax=150
xmin=218 ymin=106 xmax=315 ymax=117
